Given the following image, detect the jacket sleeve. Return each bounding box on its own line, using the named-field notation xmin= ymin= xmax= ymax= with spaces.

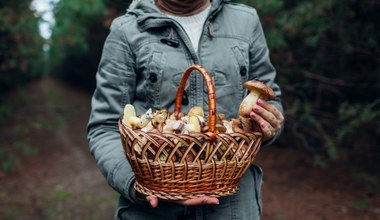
xmin=87 ymin=17 xmax=145 ymax=204
xmin=248 ymin=9 xmax=284 ymax=145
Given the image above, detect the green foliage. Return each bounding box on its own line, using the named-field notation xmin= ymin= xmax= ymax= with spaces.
xmin=337 ymin=102 xmax=379 ymax=142
xmin=0 ymin=147 xmax=16 ymax=173
xmin=352 ymin=197 xmax=373 ymax=211
xmin=0 ymin=0 xmax=45 ymax=93
xmin=50 ymin=1 xmax=107 ymax=60
xmin=0 ymin=104 xmax=12 ymax=126
xmin=51 ymin=187 xmax=73 ymax=202
xmin=0 ymin=141 xmax=39 ymax=173
xmin=15 ymin=141 xmax=39 ymax=156
xmin=49 ymin=0 xmax=129 ymax=90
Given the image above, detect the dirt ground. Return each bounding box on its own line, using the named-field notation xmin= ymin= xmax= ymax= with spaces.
xmin=0 ymin=77 xmax=379 ymax=220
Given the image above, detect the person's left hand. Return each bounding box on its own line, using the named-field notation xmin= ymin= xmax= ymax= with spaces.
xmin=249 ymin=98 xmax=284 ymax=141
xmin=146 ymin=195 xmax=219 ymax=208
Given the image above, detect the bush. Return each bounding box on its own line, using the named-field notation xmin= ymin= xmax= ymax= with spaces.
xmin=49 ymin=0 xmax=130 ymax=91
xmin=0 ymin=0 xmax=45 ymax=94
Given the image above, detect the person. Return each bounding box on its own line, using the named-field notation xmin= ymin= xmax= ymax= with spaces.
xmin=87 ymin=0 xmax=284 ymax=219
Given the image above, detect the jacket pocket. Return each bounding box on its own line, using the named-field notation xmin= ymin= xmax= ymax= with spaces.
xmin=139 ymin=51 xmax=165 ymax=110
xmin=230 ymin=45 xmax=249 ymax=89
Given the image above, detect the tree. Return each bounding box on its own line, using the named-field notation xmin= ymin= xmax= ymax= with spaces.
xmin=49 ymin=0 xmax=130 ymax=91
xmin=0 ymin=0 xmax=45 ymax=94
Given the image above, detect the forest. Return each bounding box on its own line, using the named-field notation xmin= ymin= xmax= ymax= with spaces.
xmin=0 ymin=0 xmax=379 ymax=219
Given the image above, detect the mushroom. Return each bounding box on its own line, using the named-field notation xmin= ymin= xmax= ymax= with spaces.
xmin=223 ymin=120 xmax=233 ymax=133
xmin=231 ymin=116 xmax=261 ymax=134
xmin=182 ymin=114 xmax=203 ymax=133
xmin=128 ymin=108 xmax=153 ymax=129
xmin=217 ymin=113 xmax=225 ymax=121
xmin=151 ymin=109 xmax=169 ymax=132
xmin=202 ymin=122 xmax=227 ymax=133
xmin=122 ymin=104 xmax=137 ymax=127
xmin=239 ymin=116 xmax=253 ymax=131
xmin=239 ymin=80 xmax=275 ymax=118
xmin=197 ymin=115 xmax=207 ymax=127
xmin=169 ymin=112 xmax=184 ymax=120
xmin=188 ymin=106 xmax=205 ymax=117
xmin=182 ymin=124 xmax=193 ymax=133
xmin=184 ymin=115 xmax=201 ymax=132
xmin=128 ymin=116 xmax=143 ymax=129
xmin=162 ymin=118 xmax=176 ymax=133
xmin=140 ymin=108 xmax=154 ymax=123
xmin=231 ymin=118 xmax=246 ymax=133
xmin=201 ymin=113 xmax=227 ymax=133
xmin=140 ymin=121 xmax=154 ymax=132
xmin=172 ymin=120 xmax=185 ymax=133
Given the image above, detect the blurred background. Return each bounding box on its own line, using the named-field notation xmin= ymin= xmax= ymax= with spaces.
xmin=0 ymin=0 xmax=379 ymax=219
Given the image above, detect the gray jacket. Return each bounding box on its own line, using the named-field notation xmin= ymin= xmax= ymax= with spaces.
xmin=87 ymin=0 xmax=283 ymax=219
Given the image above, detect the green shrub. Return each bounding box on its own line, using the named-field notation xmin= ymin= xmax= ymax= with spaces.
xmin=0 ymin=0 xmax=45 ymax=94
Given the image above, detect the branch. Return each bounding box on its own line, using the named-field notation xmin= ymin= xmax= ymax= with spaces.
xmin=302 ymin=70 xmax=380 ymax=88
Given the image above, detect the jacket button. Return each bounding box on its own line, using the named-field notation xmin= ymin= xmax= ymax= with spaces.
xmin=149 ymin=73 xmax=158 ymax=83
xmin=182 ymin=91 xmax=189 ymax=105
xmin=240 ymin=67 xmax=247 ymax=76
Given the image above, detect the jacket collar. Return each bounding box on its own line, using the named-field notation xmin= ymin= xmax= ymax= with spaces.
xmin=127 ymin=0 xmax=227 ymax=31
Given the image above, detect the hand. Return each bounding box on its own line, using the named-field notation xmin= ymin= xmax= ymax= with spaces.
xmin=249 ymin=98 xmax=284 ymax=141
xmin=146 ymin=195 xmax=219 ymax=208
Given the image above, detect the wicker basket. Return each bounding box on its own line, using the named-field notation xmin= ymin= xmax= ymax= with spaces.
xmin=119 ymin=64 xmax=263 ymax=200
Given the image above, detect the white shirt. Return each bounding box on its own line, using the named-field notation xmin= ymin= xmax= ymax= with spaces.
xmin=167 ymin=5 xmax=211 ymax=52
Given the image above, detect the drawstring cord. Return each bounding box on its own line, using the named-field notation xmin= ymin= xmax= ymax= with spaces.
xmin=207 ymin=22 xmax=214 ymax=37
xmin=169 ymin=28 xmax=175 ymax=40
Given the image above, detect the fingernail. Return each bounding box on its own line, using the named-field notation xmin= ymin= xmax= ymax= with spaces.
xmin=210 ymin=198 xmax=219 ymax=205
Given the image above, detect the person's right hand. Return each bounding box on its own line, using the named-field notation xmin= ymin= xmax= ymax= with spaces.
xmin=146 ymin=195 xmax=219 ymax=208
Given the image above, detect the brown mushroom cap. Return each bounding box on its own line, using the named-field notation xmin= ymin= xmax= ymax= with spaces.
xmin=231 ymin=118 xmax=245 ymax=133
xmin=239 ymin=116 xmax=253 ymax=131
xmin=243 ymin=80 xmax=275 ymax=100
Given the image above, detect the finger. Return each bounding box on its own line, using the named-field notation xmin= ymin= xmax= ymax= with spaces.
xmin=147 ymin=196 xmax=159 ymax=208
xmin=257 ymin=99 xmax=284 ymax=123
xmin=252 ymin=105 xmax=278 ymax=129
xmin=176 ymin=196 xmax=219 ymax=206
xmin=250 ymin=112 xmax=274 ymax=140
xmin=254 ymin=102 xmax=283 ymax=130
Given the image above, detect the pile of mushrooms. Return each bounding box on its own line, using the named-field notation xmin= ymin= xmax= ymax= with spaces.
xmin=121 ymin=80 xmax=274 ymax=135
xmin=122 ymin=105 xmax=228 ymax=134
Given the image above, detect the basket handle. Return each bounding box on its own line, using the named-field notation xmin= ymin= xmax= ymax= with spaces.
xmin=174 ymin=64 xmax=217 ymax=141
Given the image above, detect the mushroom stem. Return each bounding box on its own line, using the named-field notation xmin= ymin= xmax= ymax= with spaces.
xmin=239 ymin=89 xmax=262 ymax=118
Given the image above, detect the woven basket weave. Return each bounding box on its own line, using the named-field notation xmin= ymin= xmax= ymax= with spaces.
xmin=119 ymin=64 xmax=263 ymax=200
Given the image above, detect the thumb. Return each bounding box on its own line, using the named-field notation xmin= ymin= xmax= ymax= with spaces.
xmin=146 ymin=196 xmax=159 ymax=208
